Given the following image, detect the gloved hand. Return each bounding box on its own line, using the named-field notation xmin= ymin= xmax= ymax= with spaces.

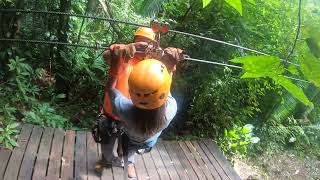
xmin=108 ymin=42 xmax=149 ymax=76
xmin=110 ymin=42 xmax=148 ymax=61
xmin=161 ymin=47 xmax=186 ymax=72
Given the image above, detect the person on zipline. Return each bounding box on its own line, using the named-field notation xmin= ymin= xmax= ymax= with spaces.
xmin=95 ymin=27 xmax=184 ymax=178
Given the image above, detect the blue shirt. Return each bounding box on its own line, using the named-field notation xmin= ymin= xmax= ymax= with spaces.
xmin=109 ymin=88 xmax=177 ymax=147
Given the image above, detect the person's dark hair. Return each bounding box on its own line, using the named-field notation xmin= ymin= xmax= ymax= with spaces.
xmin=133 ymin=105 xmax=167 ymax=136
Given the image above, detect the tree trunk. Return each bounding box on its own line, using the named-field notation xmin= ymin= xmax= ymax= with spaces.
xmin=54 ymin=0 xmax=71 ymax=98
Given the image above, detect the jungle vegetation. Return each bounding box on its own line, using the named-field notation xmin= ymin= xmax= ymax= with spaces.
xmin=0 ymin=0 xmax=320 ymax=175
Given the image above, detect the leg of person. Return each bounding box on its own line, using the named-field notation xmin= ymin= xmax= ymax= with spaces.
xmin=95 ymin=134 xmax=118 ymax=175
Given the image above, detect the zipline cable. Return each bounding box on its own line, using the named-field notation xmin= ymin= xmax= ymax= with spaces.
xmin=0 ymin=38 xmax=106 ymax=49
xmin=185 ymin=57 xmax=243 ymax=69
xmin=0 ymin=9 xmax=299 ymax=66
xmin=0 ymin=38 xmax=310 ymax=83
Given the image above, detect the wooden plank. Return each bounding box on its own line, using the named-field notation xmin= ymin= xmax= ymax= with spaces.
xmin=75 ymin=131 xmax=87 ymax=179
xmin=150 ymin=145 xmax=170 ymax=180
xmin=101 ymin=167 xmax=113 ymax=180
xmin=162 ymin=141 xmax=189 ymax=180
xmin=0 ymin=148 xmax=11 ymax=180
xmin=191 ymin=141 xmax=222 ymax=180
xmin=0 ymin=125 xmax=21 ymax=179
xmin=185 ymin=141 xmax=214 ymax=180
xmin=18 ymin=126 xmax=43 ymax=180
xmin=165 ymin=141 xmax=197 ymax=180
xmin=3 ymin=124 xmax=33 ymax=180
xmin=156 ymin=140 xmax=180 ymax=180
xmin=178 ymin=141 xmax=207 ymax=180
xmin=32 ymin=127 xmax=54 ymax=180
xmin=198 ymin=141 xmax=229 ymax=180
xmin=203 ymin=140 xmax=241 ymax=180
xmin=142 ymin=152 xmax=160 ymax=180
xmin=47 ymin=128 xmax=65 ymax=179
xmin=112 ymin=166 xmax=124 ymax=180
xmin=61 ymin=130 xmax=75 ymax=179
xmin=134 ymin=154 xmax=148 ymax=180
xmin=86 ymin=132 xmax=100 ymax=180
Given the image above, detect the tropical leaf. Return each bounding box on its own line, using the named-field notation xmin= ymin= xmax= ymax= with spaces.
xmin=231 ymin=56 xmax=312 ymax=107
xmin=225 ymin=0 xmax=243 ymax=16
xmin=245 ymin=0 xmax=255 ymax=5
xmin=288 ymin=64 xmax=299 ymax=76
xmin=139 ymin=0 xmax=167 ymax=17
xmin=273 ymin=76 xmax=313 ymax=107
xmin=230 ymin=56 xmax=285 ymax=78
xmin=203 ymin=0 xmax=212 ymax=8
xmin=300 ymin=50 xmax=320 ymax=88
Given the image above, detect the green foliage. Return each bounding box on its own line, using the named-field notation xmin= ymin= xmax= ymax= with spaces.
xmin=225 ymin=0 xmax=243 ymax=15
xmin=203 ymin=0 xmax=244 ymax=15
xmin=23 ymin=103 xmax=67 ymax=128
xmin=0 ymin=122 xmax=20 ymax=150
xmin=7 ymin=56 xmax=40 ymax=102
xmin=231 ymin=56 xmax=284 ymax=78
xmin=220 ymin=124 xmax=260 ymax=157
xmin=300 ymin=50 xmax=320 ymax=88
xmin=288 ymin=64 xmax=299 ymax=76
xmin=190 ymin=69 xmax=266 ymax=138
xmin=202 ymin=0 xmax=212 ymax=8
xmin=255 ymin=116 xmax=320 ymax=156
xmin=273 ymin=76 xmax=312 ymax=107
xmin=137 ymin=0 xmax=167 ymax=17
xmin=231 ymin=56 xmax=313 ymax=107
xmin=0 ymin=0 xmax=319 ymax=162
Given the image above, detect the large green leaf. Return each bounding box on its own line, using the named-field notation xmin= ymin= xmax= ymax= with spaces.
xmin=302 ymin=25 xmax=320 ymax=58
xmin=306 ymin=37 xmax=320 ymax=58
xmin=231 ymin=56 xmax=312 ymax=107
xmin=225 ymin=0 xmax=243 ymax=16
xmin=273 ymin=76 xmax=313 ymax=107
xmin=300 ymin=51 xmax=320 ymax=88
xmin=245 ymin=0 xmax=255 ymax=5
xmin=230 ymin=56 xmax=284 ymax=78
xmin=203 ymin=0 xmax=212 ymax=8
xmin=288 ymin=64 xmax=299 ymax=76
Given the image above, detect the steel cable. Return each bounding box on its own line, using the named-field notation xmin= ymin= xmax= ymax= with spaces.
xmin=0 ymin=9 xmax=299 ymax=66
xmin=0 ymin=38 xmax=310 ymax=83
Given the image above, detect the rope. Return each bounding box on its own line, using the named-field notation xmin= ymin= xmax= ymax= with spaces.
xmin=0 ymin=9 xmax=299 ymax=66
xmin=0 ymin=38 xmax=310 ymax=83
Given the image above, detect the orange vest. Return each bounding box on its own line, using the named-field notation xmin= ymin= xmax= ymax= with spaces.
xmin=103 ymin=58 xmax=140 ymax=119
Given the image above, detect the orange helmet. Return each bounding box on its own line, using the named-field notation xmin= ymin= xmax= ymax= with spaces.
xmin=128 ymin=59 xmax=172 ymax=109
xmin=134 ymin=27 xmax=156 ymax=41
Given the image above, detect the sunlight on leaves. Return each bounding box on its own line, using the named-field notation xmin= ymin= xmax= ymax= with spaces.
xmin=273 ymin=76 xmax=313 ymax=107
xmin=203 ymin=0 xmax=212 ymax=8
xmin=231 ymin=56 xmax=313 ymax=107
xmin=225 ymin=0 xmax=243 ymax=16
xmin=288 ymin=64 xmax=299 ymax=76
xmin=300 ymin=51 xmax=320 ymax=88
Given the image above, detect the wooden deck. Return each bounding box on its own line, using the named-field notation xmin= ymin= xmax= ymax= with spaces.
xmin=0 ymin=124 xmax=241 ymax=180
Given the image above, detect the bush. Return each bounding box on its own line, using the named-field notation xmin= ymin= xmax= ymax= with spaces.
xmin=219 ymin=124 xmax=260 ymax=157
xmin=189 ymin=68 xmax=267 ymax=138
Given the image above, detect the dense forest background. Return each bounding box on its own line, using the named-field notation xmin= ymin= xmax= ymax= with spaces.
xmin=1 ymin=0 xmax=320 ymax=178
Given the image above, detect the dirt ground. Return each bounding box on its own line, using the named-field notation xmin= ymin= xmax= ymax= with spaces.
xmin=233 ymin=152 xmax=320 ymax=180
